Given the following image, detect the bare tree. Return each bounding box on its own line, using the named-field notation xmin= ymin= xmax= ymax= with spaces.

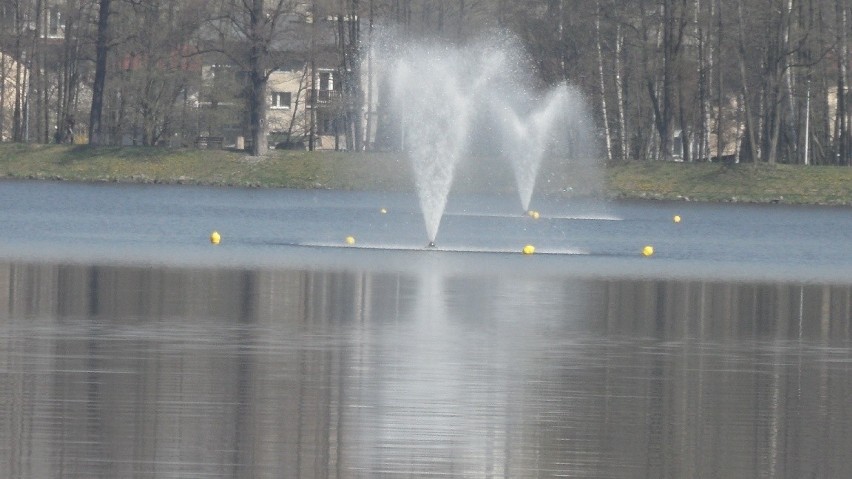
xmin=615 ymin=23 xmax=629 ymax=160
xmin=715 ymin=0 xmax=723 ymax=163
xmin=53 ymin=0 xmax=89 ymax=144
xmin=735 ymin=0 xmax=759 ymax=162
xmin=835 ymin=0 xmax=848 ymax=165
xmin=88 ymin=0 xmax=110 ymax=145
xmin=338 ymin=0 xmax=363 ymax=151
xmin=2 ymin=0 xmax=33 ymax=142
xmin=110 ymin=0 xmax=206 ymax=146
xmin=595 ymin=0 xmax=612 ymax=162
xmin=209 ymin=0 xmax=306 ymax=156
xmin=653 ymin=0 xmax=688 ymax=160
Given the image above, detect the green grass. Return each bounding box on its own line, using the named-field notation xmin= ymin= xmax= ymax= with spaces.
xmin=1 ymin=143 xmax=850 ymax=205
xmin=607 ymin=161 xmax=852 ymax=205
xmin=0 ymin=143 xmax=415 ymax=190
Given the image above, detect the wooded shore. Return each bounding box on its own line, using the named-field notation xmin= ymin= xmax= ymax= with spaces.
xmin=1 ymin=144 xmax=849 ymax=206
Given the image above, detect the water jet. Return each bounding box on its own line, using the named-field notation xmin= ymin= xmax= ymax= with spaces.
xmin=377 ymin=32 xmax=599 ymax=246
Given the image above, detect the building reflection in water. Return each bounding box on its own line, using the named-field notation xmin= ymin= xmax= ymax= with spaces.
xmin=0 ymin=262 xmax=850 ymax=478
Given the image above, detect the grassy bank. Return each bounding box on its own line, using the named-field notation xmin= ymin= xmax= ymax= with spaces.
xmin=607 ymin=160 xmax=852 ymax=205
xmin=0 ymin=143 xmax=413 ymax=190
xmin=1 ymin=143 xmax=850 ymax=205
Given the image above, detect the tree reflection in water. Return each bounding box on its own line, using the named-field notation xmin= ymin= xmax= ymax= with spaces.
xmin=0 ymin=261 xmax=850 ymax=478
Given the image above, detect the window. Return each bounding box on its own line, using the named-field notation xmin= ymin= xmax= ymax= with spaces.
xmin=319 ymin=72 xmax=332 ymax=91
xmin=48 ymin=8 xmax=61 ymax=36
xmin=271 ymin=91 xmax=291 ymax=109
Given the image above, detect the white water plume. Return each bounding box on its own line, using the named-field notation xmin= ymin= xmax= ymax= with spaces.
xmin=390 ymin=49 xmax=474 ymax=243
xmin=379 ymin=32 xmax=598 ymax=243
xmin=495 ymin=85 xmax=592 ymax=212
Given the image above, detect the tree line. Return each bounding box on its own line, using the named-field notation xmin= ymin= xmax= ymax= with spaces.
xmin=0 ymin=0 xmax=849 ymax=164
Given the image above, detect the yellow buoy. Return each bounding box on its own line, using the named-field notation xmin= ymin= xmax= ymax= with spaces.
xmin=673 ymin=214 xmax=682 ymax=223
xmin=522 ymin=244 xmax=536 ymax=255
xmin=531 ymin=211 xmax=540 ymax=220
xmin=210 ymin=231 xmax=221 ymax=245
xmin=345 ymin=235 xmax=356 ymax=245
xmin=642 ymin=245 xmax=654 ymax=257
xmin=380 ymin=208 xmax=388 ymax=214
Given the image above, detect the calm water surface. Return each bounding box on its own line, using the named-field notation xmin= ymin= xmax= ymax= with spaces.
xmin=0 ymin=181 xmax=851 ymax=478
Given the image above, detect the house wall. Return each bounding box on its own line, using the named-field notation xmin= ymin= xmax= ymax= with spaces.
xmin=827 ymin=86 xmax=852 ymax=139
xmin=267 ymin=67 xmax=351 ymax=150
xmin=198 ymin=50 xmax=371 ymax=151
xmin=267 ymin=69 xmax=311 ymax=148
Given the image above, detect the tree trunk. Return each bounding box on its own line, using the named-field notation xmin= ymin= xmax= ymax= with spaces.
xmin=349 ymin=0 xmax=363 ymax=151
xmin=696 ymin=0 xmax=708 ymax=161
xmin=660 ymin=0 xmax=675 ymax=160
xmin=764 ymin=7 xmax=787 ymax=165
xmin=338 ymin=15 xmax=352 ymax=151
xmin=309 ymin=1 xmax=317 ymax=151
xmin=615 ymin=24 xmax=629 ymax=161
xmin=285 ymin=65 xmax=310 ymax=147
xmin=54 ymin=0 xmax=80 ymax=143
xmin=41 ymin=44 xmax=49 ymax=143
xmin=89 ymin=0 xmax=111 ymax=146
xmin=33 ymin=0 xmax=47 ymax=143
xmin=650 ymin=0 xmax=684 ymax=160
xmin=836 ymin=0 xmax=848 ymax=165
xmin=0 ymin=51 xmax=6 ymax=140
xmin=716 ymin=0 xmax=724 ymax=162
xmin=364 ymin=0 xmax=374 ymax=150
xmin=804 ymin=77 xmax=811 ymax=165
xmin=783 ymin=0 xmax=797 ymax=160
xmin=13 ymin=55 xmax=24 ymax=143
xmin=248 ymin=83 xmax=268 ymax=155
xmin=595 ymin=1 xmax=612 ymax=162
xmin=736 ymin=0 xmax=759 ymax=162
xmin=247 ymin=0 xmax=268 ymax=156
xmin=679 ymin=76 xmax=690 ymax=162
xmin=11 ymin=1 xmax=25 ymax=142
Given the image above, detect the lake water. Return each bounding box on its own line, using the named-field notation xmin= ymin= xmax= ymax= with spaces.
xmin=1 ymin=181 xmax=851 ymax=478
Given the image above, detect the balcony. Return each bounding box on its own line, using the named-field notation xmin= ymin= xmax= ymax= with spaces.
xmin=308 ymin=89 xmax=342 ymax=105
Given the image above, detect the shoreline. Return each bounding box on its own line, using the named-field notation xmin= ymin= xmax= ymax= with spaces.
xmin=3 ymin=174 xmax=847 ymax=208
xmin=1 ymin=144 xmax=850 ymax=206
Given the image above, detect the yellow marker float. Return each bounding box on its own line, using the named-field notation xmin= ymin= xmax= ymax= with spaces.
xmin=210 ymin=231 xmax=221 ymax=245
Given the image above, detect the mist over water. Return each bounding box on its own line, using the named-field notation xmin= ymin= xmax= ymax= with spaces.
xmin=377 ymin=32 xmax=598 ymax=243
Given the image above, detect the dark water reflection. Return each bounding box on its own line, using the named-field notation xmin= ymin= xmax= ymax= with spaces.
xmin=1 ymin=262 xmax=851 ymax=478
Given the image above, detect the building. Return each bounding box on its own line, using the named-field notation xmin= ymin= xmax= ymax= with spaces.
xmin=266 ymin=62 xmax=345 ymax=150
xmin=195 ymin=8 xmax=360 ymax=151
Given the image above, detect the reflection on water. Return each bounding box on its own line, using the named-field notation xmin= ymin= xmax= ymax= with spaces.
xmin=1 ymin=262 xmax=851 ymax=478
